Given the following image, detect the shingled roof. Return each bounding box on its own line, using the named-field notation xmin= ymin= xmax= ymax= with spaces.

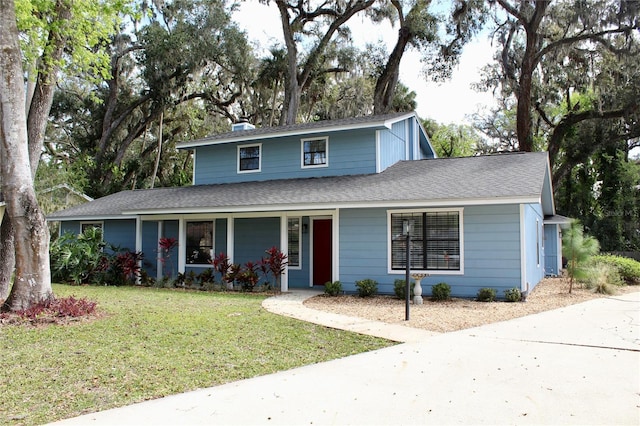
xmin=48 ymin=152 xmax=552 ymax=220
xmin=177 ymin=111 xmax=417 ymax=148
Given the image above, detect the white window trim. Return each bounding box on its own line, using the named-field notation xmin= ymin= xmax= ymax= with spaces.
xmin=287 ymin=217 xmax=302 ymax=270
xmin=237 ymin=143 xmax=262 ymax=173
xmin=80 ymin=221 xmax=104 ymax=234
xmin=387 ymin=207 xmax=464 ymax=275
xmin=184 ymin=219 xmax=216 ymax=267
xmin=301 ymin=136 xmax=329 ymax=169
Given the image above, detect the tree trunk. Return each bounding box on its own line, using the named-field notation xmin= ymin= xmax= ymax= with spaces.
xmin=150 ymin=111 xmax=163 ymax=188
xmin=0 ymin=214 xmax=15 ymax=301
xmin=374 ymin=27 xmax=411 ymax=114
xmin=27 ymin=1 xmax=72 ymax=176
xmin=0 ymin=0 xmax=53 ymax=312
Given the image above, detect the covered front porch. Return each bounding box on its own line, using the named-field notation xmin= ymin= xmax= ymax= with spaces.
xmin=135 ymin=209 xmax=340 ymax=291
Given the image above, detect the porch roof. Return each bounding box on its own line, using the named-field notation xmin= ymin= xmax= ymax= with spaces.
xmin=48 ymin=152 xmax=553 ymax=220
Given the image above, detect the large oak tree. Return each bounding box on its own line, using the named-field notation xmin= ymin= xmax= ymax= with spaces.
xmin=0 ymin=0 xmax=52 ymax=311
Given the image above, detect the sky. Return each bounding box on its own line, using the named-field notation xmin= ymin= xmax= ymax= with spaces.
xmin=233 ymin=1 xmax=498 ymax=125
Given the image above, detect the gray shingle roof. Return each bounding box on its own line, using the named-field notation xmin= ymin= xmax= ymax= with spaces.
xmin=177 ymin=111 xmax=416 ymax=148
xmin=48 ymin=152 xmax=551 ymax=220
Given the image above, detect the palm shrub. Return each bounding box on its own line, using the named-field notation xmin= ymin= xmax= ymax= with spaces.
xmin=324 ymin=281 xmax=342 ymax=296
xmin=563 ymin=220 xmax=600 ymax=293
xmin=355 ymin=279 xmax=377 ymax=297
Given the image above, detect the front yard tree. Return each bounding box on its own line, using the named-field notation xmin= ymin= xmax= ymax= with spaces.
xmin=486 ymin=0 xmax=639 ymax=152
xmin=1 ymin=0 xmax=125 ymax=307
xmin=372 ymin=0 xmax=486 ymax=114
xmin=269 ymin=0 xmax=375 ymax=125
xmin=0 ymin=0 xmax=52 ymax=310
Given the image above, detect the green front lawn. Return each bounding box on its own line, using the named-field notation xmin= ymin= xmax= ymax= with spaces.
xmin=0 ymin=284 xmax=394 ymax=425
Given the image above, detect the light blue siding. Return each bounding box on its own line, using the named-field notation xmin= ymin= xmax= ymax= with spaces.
xmin=215 ymin=218 xmax=227 ymax=254
xmin=234 ymin=217 xmax=280 ymax=265
xmin=59 ymin=220 xmax=137 ymax=254
xmin=378 ymin=121 xmax=407 ymax=171
xmin=141 ymin=221 xmax=159 ymax=277
xmin=339 ymin=208 xmax=390 ymax=291
xmin=194 ymin=129 xmax=377 ymax=185
xmin=523 ymin=204 xmax=545 ymax=293
xmin=60 ymin=221 xmax=80 ymax=235
xmin=544 ymin=224 xmax=560 ymax=276
xmin=338 ymin=205 xmax=523 ymax=298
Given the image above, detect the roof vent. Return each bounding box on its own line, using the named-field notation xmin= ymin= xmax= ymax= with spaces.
xmin=232 ymin=121 xmax=255 ymax=131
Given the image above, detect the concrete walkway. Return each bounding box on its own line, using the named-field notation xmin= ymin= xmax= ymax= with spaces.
xmin=50 ymin=290 xmax=640 ymax=425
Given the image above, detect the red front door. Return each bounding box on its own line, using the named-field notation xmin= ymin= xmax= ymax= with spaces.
xmin=312 ymin=219 xmax=332 ymax=286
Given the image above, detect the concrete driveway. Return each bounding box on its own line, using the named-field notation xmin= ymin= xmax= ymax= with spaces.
xmin=50 ymin=291 xmax=640 ymax=425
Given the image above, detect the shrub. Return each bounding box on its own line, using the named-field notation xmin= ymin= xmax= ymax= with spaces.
xmin=393 ymin=279 xmax=414 ymax=299
xmin=431 ymin=282 xmax=451 ymax=301
xmin=49 ymin=228 xmax=108 ymax=285
xmin=582 ymin=263 xmax=623 ymax=294
xmin=503 ymin=287 xmax=522 ymax=302
xmin=477 ymin=287 xmax=497 ymax=302
xmin=355 ymin=279 xmax=378 ymax=297
xmin=324 ymin=281 xmax=342 ymax=296
xmin=591 ymin=255 xmax=640 ymax=284
xmin=6 ymin=296 xmax=97 ymax=322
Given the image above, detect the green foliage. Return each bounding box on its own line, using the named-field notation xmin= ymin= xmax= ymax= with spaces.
xmin=431 ymin=282 xmax=451 ymax=301
xmin=49 ymin=228 xmax=142 ymax=286
xmin=591 ymin=255 xmax=640 ymax=284
xmin=581 ymin=263 xmax=623 ymax=295
xmin=563 ymin=220 xmax=600 ymax=293
xmin=15 ymin=0 xmax=127 ymax=83
xmin=393 ymin=279 xmax=414 ymax=299
xmin=426 ymin=122 xmax=482 ymax=158
xmin=503 ymin=287 xmax=522 ymax=302
xmin=355 ymin=279 xmax=378 ymax=298
xmin=476 ymin=287 xmax=497 ymax=302
xmin=49 ymin=227 xmax=108 ymax=285
xmin=324 ymin=281 xmax=342 ymax=296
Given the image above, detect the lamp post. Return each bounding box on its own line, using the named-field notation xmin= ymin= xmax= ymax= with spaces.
xmin=403 ymin=220 xmax=411 ymax=321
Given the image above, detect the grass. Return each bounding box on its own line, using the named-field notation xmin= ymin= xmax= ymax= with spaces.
xmin=0 ymin=284 xmax=395 ymax=425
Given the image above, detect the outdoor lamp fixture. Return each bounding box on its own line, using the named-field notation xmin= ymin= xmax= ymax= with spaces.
xmin=403 ymin=220 xmax=412 ymax=321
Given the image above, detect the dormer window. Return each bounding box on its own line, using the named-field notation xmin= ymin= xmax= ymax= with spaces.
xmin=301 ymin=137 xmax=328 ymax=168
xmin=238 ymin=143 xmax=261 ymax=173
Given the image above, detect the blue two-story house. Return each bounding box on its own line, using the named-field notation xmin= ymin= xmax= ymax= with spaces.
xmin=48 ymin=111 xmax=564 ymax=297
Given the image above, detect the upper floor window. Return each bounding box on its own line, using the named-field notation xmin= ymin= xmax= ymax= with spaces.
xmin=301 ymin=137 xmax=328 ymax=168
xmin=238 ymin=144 xmax=261 ymax=173
xmin=389 ymin=209 xmax=463 ymax=273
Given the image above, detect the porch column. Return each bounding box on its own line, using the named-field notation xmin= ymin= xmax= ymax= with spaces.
xmin=226 ymin=216 xmax=234 ymax=264
xmin=280 ymin=215 xmax=289 ymax=292
xmin=135 ymin=216 xmax=142 ymax=284
xmin=178 ymin=218 xmax=186 ymax=274
xmin=156 ymin=221 xmax=164 ymax=280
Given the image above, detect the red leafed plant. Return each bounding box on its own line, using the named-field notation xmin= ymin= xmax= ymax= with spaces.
xmin=1 ymin=296 xmax=97 ymax=324
xmin=159 ymin=237 xmax=178 ymax=277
